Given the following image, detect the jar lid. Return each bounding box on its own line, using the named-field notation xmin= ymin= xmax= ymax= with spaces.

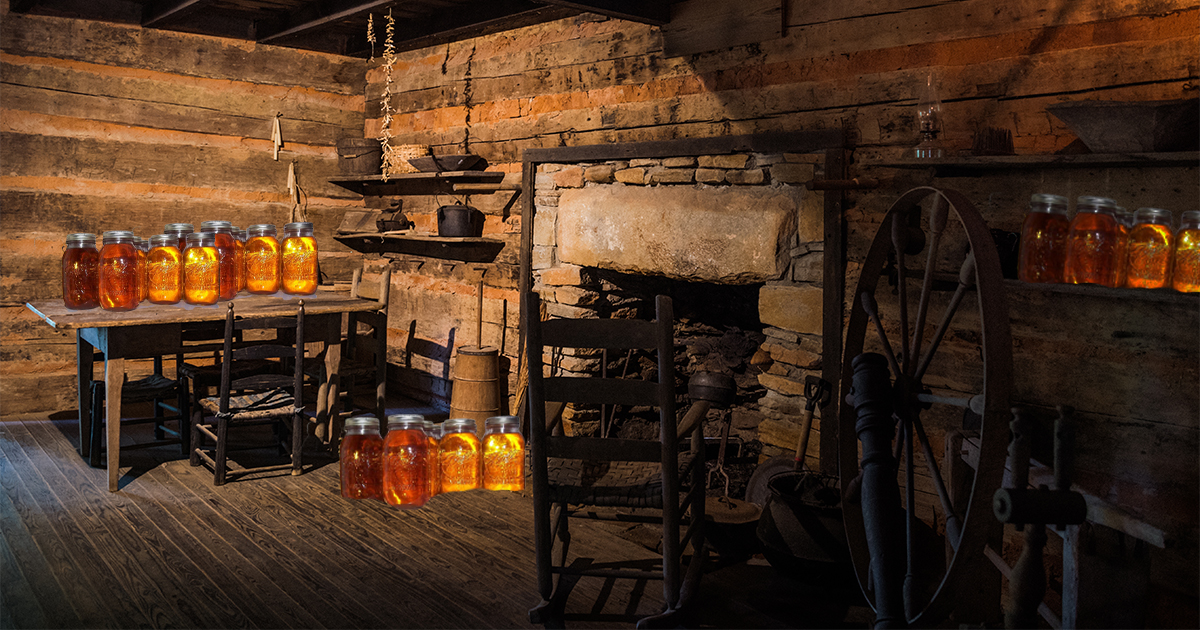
xmin=66 ymin=233 xmax=97 ymax=244
xmin=443 ymin=418 xmax=477 ymax=433
xmin=164 ymin=223 xmax=194 ymax=233
xmin=1180 ymin=211 xmax=1200 ymax=229
xmin=1133 ymin=207 xmax=1173 ymax=226
xmin=1076 ymin=196 xmax=1118 ymax=213
xmin=485 ymin=415 xmax=520 ymax=431
xmin=345 ymin=415 xmax=380 ymax=430
xmin=1029 ymin=193 xmax=1068 ymax=213
xmin=386 ymin=413 xmax=425 ymax=430
xmin=149 ymin=234 xmax=176 ymax=248
xmin=186 ymin=232 xmax=215 ymax=245
xmin=102 ymin=230 xmax=135 ymax=242
xmin=283 ymin=222 xmax=314 ymax=231
xmin=248 ymin=224 xmax=277 ymax=235
xmin=423 ymin=420 xmax=442 ymax=438
xmin=200 ymin=220 xmax=233 ymax=231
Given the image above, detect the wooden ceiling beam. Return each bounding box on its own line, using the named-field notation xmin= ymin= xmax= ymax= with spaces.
xmin=142 ymin=0 xmax=207 ymax=27
xmin=256 ymin=0 xmax=394 ymax=45
xmin=534 ymin=0 xmax=669 ymax=25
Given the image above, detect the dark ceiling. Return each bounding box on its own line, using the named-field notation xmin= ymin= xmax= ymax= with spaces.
xmin=8 ymin=0 xmax=673 ymax=58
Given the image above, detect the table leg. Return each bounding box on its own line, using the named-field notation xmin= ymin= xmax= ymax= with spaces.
xmin=323 ymin=316 xmax=343 ymax=447
xmin=106 ymin=357 xmax=125 ymax=492
xmin=77 ymin=333 xmax=94 ymax=458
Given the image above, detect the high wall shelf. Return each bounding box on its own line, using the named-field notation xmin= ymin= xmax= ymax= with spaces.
xmin=329 ymin=171 xmax=517 ymax=263
xmin=868 ymin=151 xmax=1198 ymax=177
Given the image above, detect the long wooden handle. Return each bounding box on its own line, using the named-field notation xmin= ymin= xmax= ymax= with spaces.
xmin=793 ymin=407 xmax=815 ymax=471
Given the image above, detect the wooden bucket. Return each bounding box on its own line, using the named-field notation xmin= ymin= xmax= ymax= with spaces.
xmin=449 ymin=345 xmax=500 ymax=432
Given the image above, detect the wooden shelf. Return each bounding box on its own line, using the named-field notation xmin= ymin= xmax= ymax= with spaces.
xmin=333 ymin=231 xmax=507 ymax=263
xmin=329 ymin=171 xmax=507 ymax=196
xmin=868 ymin=151 xmax=1198 ymax=177
xmin=1004 ymin=279 xmax=1197 ymax=305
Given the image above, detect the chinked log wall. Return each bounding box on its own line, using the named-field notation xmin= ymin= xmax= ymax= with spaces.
xmin=367 ymin=0 xmax=1197 ymax=621
xmin=0 ymin=6 xmax=367 ymax=414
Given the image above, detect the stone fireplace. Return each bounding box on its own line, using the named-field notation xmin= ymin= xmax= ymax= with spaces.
xmin=528 ymin=148 xmax=833 ymax=486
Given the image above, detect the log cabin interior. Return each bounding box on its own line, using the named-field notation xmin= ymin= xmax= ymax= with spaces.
xmin=1 ymin=0 xmax=1197 ymax=627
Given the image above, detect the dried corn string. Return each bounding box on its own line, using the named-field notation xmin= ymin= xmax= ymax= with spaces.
xmin=379 ymin=10 xmax=399 ymax=180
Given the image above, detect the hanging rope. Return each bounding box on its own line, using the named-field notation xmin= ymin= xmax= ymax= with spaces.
xmin=288 ymin=161 xmax=308 ymax=223
xmin=272 ymin=113 xmax=284 ymax=161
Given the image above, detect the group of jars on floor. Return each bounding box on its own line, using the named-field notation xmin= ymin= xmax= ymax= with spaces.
xmin=61 ymin=221 xmax=319 ymax=311
xmin=340 ymin=414 xmax=525 ymax=508
xmin=1018 ymin=194 xmax=1200 ymax=292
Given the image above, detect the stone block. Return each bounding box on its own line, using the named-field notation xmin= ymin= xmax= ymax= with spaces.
xmin=725 ymin=168 xmax=765 ymax=185
xmin=554 ymin=286 xmax=601 ymax=306
xmin=538 ymin=264 xmax=587 ymax=286
xmin=759 ymin=283 xmax=823 ymax=334
xmin=663 ymin=157 xmax=697 ymax=168
xmin=532 ymin=245 xmax=554 ymax=269
xmin=630 ymin=158 xmax=658 ymax=167
xmin=758 ymin=372 xmax=807 ymax=397
xmin=798 ymin=190 xmax=824 ymax=243
xmin=699 ymin=154 xmax=749 ymax=169
xmin=533 ymin=207 xmax=557 ymax=247
xmin=557 ymin=186 xmax=800 ymax=284
xmin=545 ymin=301 xmax=598 ymax=319
xmin=585 ymin=165 xmax=617 ymax=183
xmin=648 ymin=167 xmax=695 ymax=184
xmin=534 ymin=194 xmax=559 ymax=208
xmin=763 ymin=340 xmax=821 ymax=369
xmin=757 ymin=416 xmax=821 ymax=459
xmin=554 ymin=166 xmax=585 ymax=189
xmin=615 ymin=168 xmax=646 ymax=184
xmin=535 ymin=172 xmax=557 ymax=190
xmin=696 ymin=168 xmax=725 ymax=184
xmin=790 ymin=252 xmax=824 ymax=283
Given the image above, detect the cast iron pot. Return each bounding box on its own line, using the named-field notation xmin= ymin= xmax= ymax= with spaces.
xmin=437 ymin=203 xmax=483 ymax=237
xmin=756 ymin=471 xmax=856 ymax=588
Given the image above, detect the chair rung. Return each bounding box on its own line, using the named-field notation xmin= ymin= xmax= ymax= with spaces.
xmin=196 ymin=424 xmax=218 ymax=442
xmin=551 ymin=566 xmax=664 ymax=580
xmin=571 ymin=509 xmax=663 ymax=524
xmin=194 ymin=448 xmax=216 ymax=468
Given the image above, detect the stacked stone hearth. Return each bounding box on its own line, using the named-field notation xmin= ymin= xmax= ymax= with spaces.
xmin=532 ymin=152 xmax=829 ymax=473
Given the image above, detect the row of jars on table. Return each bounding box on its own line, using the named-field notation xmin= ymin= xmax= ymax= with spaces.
xmin=62 ymin=221 xmax=319 ymax=311
xmin=1018 ymin=194 xmax=1200 ymax=292
xmin=340 ymin=414 xmax=525 ymax=509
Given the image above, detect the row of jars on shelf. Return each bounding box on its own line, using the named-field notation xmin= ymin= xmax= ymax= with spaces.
xmin=62 ymin=221 xmax=319 ymax=311
xmin=1018 ymin=194 xmax=1200 ymax=292
xmin=341 ymin=414 xmax=524 ymax=509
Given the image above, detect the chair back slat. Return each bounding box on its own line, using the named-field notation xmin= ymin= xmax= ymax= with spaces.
xmin=541 ymin=318 xmax=660 ymax=350
xmin=543 ymin=376 xmax=660 ymax=407
xmin=232 ymin=374 xmax=294 ymax=391
xmin=545 ymin=435 xmax=661 ymax=462
xmin=218 ymin=302 xmax=306 ymax=415
xmin=236 ymin=316 xmax=301 ymax=331
xmin=231 ymin=345 xmax=298 ymax=361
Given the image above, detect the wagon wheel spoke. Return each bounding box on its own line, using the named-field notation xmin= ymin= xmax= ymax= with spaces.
xmin=909 ymin=197 xmax=950 ymax=378
xmin=914 ymin=252 xmax=976 ymax=382
xmin=891 ymin=215 xmax=913 ymax=374
xmin=861 ymin=291 xmax=904 ymax=382
xmin=910 ymin=413 xmax=962 ymax=548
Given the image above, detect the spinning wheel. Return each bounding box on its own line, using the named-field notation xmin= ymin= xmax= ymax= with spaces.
xmin=838 ymin=187 xmax=1013 ymax=626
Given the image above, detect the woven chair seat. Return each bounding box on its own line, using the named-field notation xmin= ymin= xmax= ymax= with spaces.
xmin=96 ymin=374 xmax=179 ymax=403
xmin=198 ymin=388 xmax=296 ymax=421
xmin=546 ymin=451 xmax=696 ymax=509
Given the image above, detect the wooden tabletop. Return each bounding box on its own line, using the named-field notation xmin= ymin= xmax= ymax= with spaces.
xmin=26 ymin=287 xmax=380 ymax=330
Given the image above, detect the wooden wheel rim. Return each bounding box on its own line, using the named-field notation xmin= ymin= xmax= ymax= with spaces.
xmin=837 ymin=187 xmax=1013 ymax=625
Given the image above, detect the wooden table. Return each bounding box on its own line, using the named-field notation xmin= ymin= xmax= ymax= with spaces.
xmin=26 ymin=290 xmax=380 ymax=492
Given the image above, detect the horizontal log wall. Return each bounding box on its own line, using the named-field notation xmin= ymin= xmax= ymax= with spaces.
xmin=364 ymin=0 xmax=1197 ymax=618
xmin=1 ymin=5 xmax=368 ymax=414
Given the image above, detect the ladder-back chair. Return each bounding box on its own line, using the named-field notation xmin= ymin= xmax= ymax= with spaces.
xmin=524 ymin=290 xmax=708 ymax=628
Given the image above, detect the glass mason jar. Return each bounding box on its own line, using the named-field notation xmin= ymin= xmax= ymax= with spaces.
xmin=439 ymin=418 xmax=481 ymax=492
xmin=1172 ymin=211 xmax=1200 ymax=293
xmin=134 ymin=237 xmax=149 ymax=303
xmin=183 ymin=232 xmax=220 ymax=305
xmin=424 ymin=420 xmax=442 ymax=497
xmin=281 ymin=222 xmax=318 ymax=295
xmin=245 ymin=224 xmax=281 ymax=294
xmin=1124 ymin=207 xmax=1174 ymax=289
xmin=164 ymin=223 xmax=194 ymax=252
xmin=1113 ymin=208 xmax=1134 ymax=288
xmin=147 ymin=235 xmax=183 ymax=304
xmin=483 ymin=416 xmax=524 ymax=492
xmin=200 ymin=220 xmax=238 ymax=300
xmin=1017 ymin=193 xmax=1070 ymax=284
xmin=62 ymin=233 xmax=100 ymax=310
xmin=1064 ymin=196 xmax=1122 ymax=287
xmin=382 ymin=415 xmax=430 ymax=508
xmin=232 ymin=226 xmax=247 ymax=293
xmin=341 ymin=415 xmax=384 ymax=500
xmin=98 ymin=230 xmax=140 ymax=311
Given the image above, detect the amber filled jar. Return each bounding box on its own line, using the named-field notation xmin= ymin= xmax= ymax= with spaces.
xmin=341 ymin=416 xmax=384 ymax=500
xmin=134 ymin=237 xmax=149 ymax=303
xmin=183 ymin=232 xmax=220 ymax=305
xmin=63 ymin=233 xmax=100 ymax=310
xmin=439 ymin=418 xmax=481 ymax=492
xmin=1064 ymin=196 xmax=1122 ymax=287
xmin=424 ymin=420 xmax=442 ymax=497
xmin=98 ymin=231 xmax=140 ymax=311
xmin=164 ymin=223 xmax=194 ymax=252
xmin=147 ymin=235 xmax=183 ymax=304
xmin=1113 ymin=208 xmax=1134 ymax=288
xmin=1017 ymin=193 xmax=1070 ymax=284
xmin=382 ymin=415 xmax=430 ymax=508
xmin=200 ymin=220 xmax=238 ymax=300
xmin=245 ymin=224 xmax=281 ymax=294
xmin=1124 ymin=208 xmax=1174 ymax=289
xmin=232 ymin=227 xmax=247 ymax=293
xmin=281 ymin=222 xmax=318 ymax=295
xmin=1172 ymin=211 xmax=1200 ymax=293
xmin=483 ymin=416 xmax=524 ymax=492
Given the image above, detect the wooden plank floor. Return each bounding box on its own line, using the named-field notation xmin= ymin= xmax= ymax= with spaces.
xmin=0 ymin=406 xmax=873 ymax=629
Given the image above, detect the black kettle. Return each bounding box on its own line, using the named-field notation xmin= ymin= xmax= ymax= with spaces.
xmin=437 ymin=203 xmax=482 ymax=237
